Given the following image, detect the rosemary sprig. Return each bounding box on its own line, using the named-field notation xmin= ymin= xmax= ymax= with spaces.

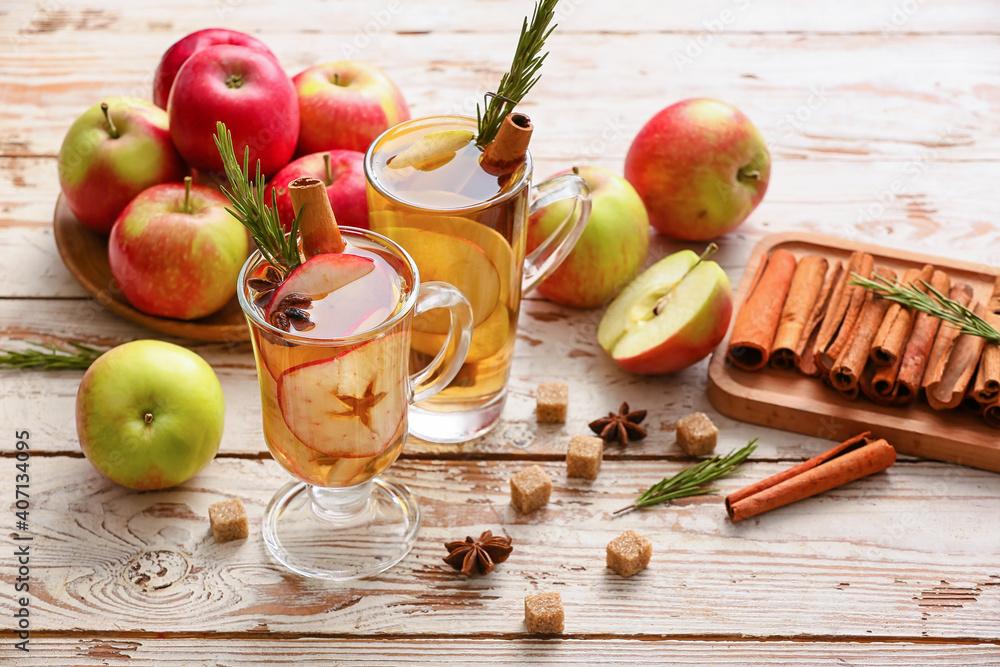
xmin=212 ymin=121 xmax=302 ymax=274
xmin=613 ymin=439 xmax=758 ymax=516
xmin=475 ymin=0 xmax=559 ymax=148
xmin=0 ymin=341 xmax=104 ymax=370
xmin=850 ymin=272 xmax=1000 ymax=344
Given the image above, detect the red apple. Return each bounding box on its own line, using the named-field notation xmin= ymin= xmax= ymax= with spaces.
xmin=293 ymin=60 xmax=410 ymax=154
xmin=58 ymin=98 xmax=187 ymax=234
xmin=153 ymin=28 xmax=276 ymax=109
xmin=108 ymin=178 xmax=249 ymax=320
xmin=597 ymin=249 xmax=732 ymax=374
xmin=625 ymin=99 xmax=770 ymax=241
xmin=264 ymin=151 xmax=368 ymax=231
xmin=528 ymin=166 xmax=649 ymax=308
xmin=168 ymin=44 xmax=298 ymax=178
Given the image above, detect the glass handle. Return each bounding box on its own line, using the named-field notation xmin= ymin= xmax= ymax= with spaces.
xmin=522 ymin=173 xmax=592 ymax=294
xmin=408 ymin=281 xmax=474 ymax=404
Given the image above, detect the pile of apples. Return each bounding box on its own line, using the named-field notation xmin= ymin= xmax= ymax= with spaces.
xmin=57 ymin=28 xmax=410 ymax=321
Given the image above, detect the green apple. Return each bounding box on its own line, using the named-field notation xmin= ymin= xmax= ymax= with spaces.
xmin=76 ymin=340 xmax=225 ymax=490
xmin=598 ymin=248 xmax=732 ymax=374
xmin=527 ymin=166 xmax=649 ymax=308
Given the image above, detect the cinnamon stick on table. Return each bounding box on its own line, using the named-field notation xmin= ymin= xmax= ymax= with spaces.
xmin=871 ymin=264 xmax=934 ymax=367
xmin=727 ymin=248 xmax=797 ymax=371
xmin=725 ymin=433 xmax=896 ymax=522
xmin=814 ymin=251 xmax=875 ymax=374
xmin=770 ymin=255 xmax=828 ymax=370
xmin=794 ymin=261 xmax=844 ymax=376
xmin=830 ymin=267 xmax=897 ymax=392
xmin=925 ymin=301 xmax=988 ymax=410
xmin=894 ymin=270 xmax=951 ymax=402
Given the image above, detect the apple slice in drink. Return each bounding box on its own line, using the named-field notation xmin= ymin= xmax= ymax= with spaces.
xmin=276 ymin=333 xmax=407 ymax=458
xmin=597 ymin=250 xmax=732 ymax=375
xmin=305 ymin=409 xmax=406 ymax=487
xmin=264 ymin=253 xmax=375 ymax=319
xmin=388 ymin=130 xmax=474 ymax=171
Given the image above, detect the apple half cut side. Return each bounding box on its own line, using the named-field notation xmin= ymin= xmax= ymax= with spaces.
xmin=598 ymin=250 xmax=732 ymax=375
xmin=264 ymin=252 xmax=375 ymax=317
xmin=276 ymin=332 xmax=407 ymax=458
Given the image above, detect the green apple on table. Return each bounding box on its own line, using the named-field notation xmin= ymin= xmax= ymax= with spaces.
xmin=625 ymin=98 xmax=770 ymax=241
xmin=76 ymin=340 xmax=225 ymax=490
xmin=598 ymin=247 xmax=732 ymax=374
xmin=527 ymin=166 xmax=649 ymax=308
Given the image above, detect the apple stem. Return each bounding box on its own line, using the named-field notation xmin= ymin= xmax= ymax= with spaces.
xmin=653 ymin=242 xmax=719 ymax=316
xmin=183 ymin=176 xmax=192 ymax=214
xmin=333 ymin=72 xmax=341 ymax=86
xmin=572 ymin=166 xmax=580 ymax=176
xmin=323 ymin=153 xmax=333 ymax=186
xmin=738 ymin=167 xmax=761 ymax=182
xmin=144 ymin=412 xmax=154 ymax=424
xmin=100 ymin=102 xmax=119 ymax=139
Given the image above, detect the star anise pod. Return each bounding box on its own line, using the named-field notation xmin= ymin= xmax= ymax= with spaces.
xmin=589 ymin=401 xmax=647 ymax=446
xmin=247 ymin=266 xmax=283 ymax=309
xmin=443 ymin=530 xmax=513 ymax=576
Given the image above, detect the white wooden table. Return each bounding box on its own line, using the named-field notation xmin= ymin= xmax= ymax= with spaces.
xmin=2 ymin=0 xmax=999 ymax=663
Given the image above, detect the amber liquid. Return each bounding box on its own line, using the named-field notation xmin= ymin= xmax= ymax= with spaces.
xmin=367 ymin=116 xmax=528 ymax=412
xmin=244 ymin=238 xmax=412 ymax=487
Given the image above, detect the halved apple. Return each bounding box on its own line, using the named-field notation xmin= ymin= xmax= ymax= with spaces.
xmin=276 ymin=333 xmax=407 ymax=458
xmin=265 ymin=253 xmax=375 ymax=321
xmin=597 ymin=250 xmax=732 ymax=375
xmin=388 ymin=130 xmax=474 ymax=171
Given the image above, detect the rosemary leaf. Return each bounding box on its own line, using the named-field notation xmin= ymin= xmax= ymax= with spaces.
xmin=0 ymin=341 xmax=104 ymax=370
xmin=614 ymin=439 xmax=758 ymax=515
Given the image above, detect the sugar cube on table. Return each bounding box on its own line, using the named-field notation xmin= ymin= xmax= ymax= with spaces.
xmin=566 ymin=435 xmax=603 ymax=480
xmin=510 ymin=465 xmax=553 ymax=513
xmin=536 ymin=382 xmax=568 ymax=423
xmin=675 ymin=412 xmax=718 ymax=456
xmin=524 ymin=591 xmax=564 ymax=634
xmin=208 ymin=498 xmax=249 ymax=543
xmin=606 ymin=530 xmax=652 ymax=577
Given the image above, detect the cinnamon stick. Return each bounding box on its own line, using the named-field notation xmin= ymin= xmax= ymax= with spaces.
xmin=983 ymin=397 xmax=1000 ymax=429
xmin=725 ymin=434 xmax=895 ymax=522
xmin=771 ymin=255 xmax=828 ymax=370
xmin=988 ymin=274 xmax=1000 ymax=314
xmin=925 ymin=301 xmax=987 ymax=410
xmin=794 ymin=261 xmax=844 ymax=376
xmin=870 ymin=264 xmax=933 ymax=366
xmin=920 ymin=283 xmax=974 ymax=393
xmin=289 ymin=176 xmax=345 ymax=257
xmin=972 ymin=312 xmax=1000 ymax=403
xmin=814 ymin=251 xmax=875 ymax=374
xmin=479 ymin=112 xmax=533 ymax=177
xmin=894 ymin=270 xmax=950 ymax=402
xmin=860 ymin=354 xmax=907 ymax=406
xmin=727 ymin=249 xmax=797 ymax=371
xmin=830 ymin=267 xmax=897 ymax=392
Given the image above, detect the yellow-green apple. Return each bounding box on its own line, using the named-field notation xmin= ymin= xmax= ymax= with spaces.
xmin=153 ymin=28 xmax=276 ymax=108
xmin=108 ymin=178 xmax=249 ymax=320
xmin=168 ymin=44 xmax=298 ymax=177
xmin=76 ymin=340 xmax=225 ymax=490
xmin=58 ymin=98 xmax=187 ymax=234
xmin=598 ymin=248 xmax=732 ymax=374
xmin=264 ymin=151 xmax=368 ymax=231
xmin=527 ymin=166 xmax=649 ymax=308
xmin=624 ymin=99 xmax=770 ymax=241
xmin=293 ymin=60 xmax=410 ymax=154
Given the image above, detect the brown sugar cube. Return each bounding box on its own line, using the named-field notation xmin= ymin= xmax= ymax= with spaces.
xmin=675 ymin=412 xmax=718 ymax=457
xmin=536 ymin=382 xmax=568 ymax=423
xmin=524 ymin=591 xmax=564 ymax=633
xmin=208 ymin=498 xmax=249 ymax=543
xmin=510 ymin=465 xmax=553 ymax=513
xmin=606 ymin=530 xmax=652 ymax=577
xmin=566 ymin=435 xmax=603 ymax=480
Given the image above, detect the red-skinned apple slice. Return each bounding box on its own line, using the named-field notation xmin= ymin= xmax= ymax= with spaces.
xmin=276 ymin=332 xmax=407 ymax=458
xmin=265 ymin=252 xmax=375 ymax=318
xmin=597 ymin=248 xmax=732 ymax=375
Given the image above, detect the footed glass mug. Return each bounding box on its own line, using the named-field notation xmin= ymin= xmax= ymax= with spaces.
xmin=239 ymin=227 xmax=472 ymax=580
xmin=365 ymin=115 xmax=591 ymax=443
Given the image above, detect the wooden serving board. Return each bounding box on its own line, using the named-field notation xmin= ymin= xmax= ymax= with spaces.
xmin=707 ymin=232 xmax=1000 ymax=473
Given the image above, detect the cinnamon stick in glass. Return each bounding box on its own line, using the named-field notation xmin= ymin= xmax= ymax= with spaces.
xmin=894 ymin=270 xmax=950 ymax=402
xmin=289 ymin=176 xmax=345 ymax=257
xmin=479 ymin=112 xmax=533 ymax=177
xmin=794 ymin=261 xmax=844 ymax=376
xmin=727 ymin=249 xmax=797 ymax=371
xmin=925 ymin=301 xmax=987 ymax=410
xmin=726 ymin=433 xmax=896 ymax=523
xmin=814 ymin=251 xmax=875 ymax=374
xmin=830 ymin=267 xmax=897 ymax=392
xmin=870 ymin=264 xmax=933 ymax=366
xmin=771 ymin=255 xmax=828 ymax=370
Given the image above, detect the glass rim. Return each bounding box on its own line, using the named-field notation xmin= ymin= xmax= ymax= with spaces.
xmin=363 ymin=114 xmax=534 ymax=214
xmin=236 ymin=226 xmax=420 ymax=346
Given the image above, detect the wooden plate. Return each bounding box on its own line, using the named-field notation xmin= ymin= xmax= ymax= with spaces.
xmin=52 ymin=195 xmax=250 ymax=342
xmin=707 ymin=232 xmax=1000 ymax=473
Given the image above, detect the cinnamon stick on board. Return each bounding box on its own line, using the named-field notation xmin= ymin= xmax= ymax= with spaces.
xmin=861 ymin=353 xmax=907 ymax=406
xmin=794 ymin=260 xmax=844 ymax=376
xmin=870 ymin=264 xmax=933 ymax=366
xmin=830 ymin=267 xmax=897 ymax=392
xmin=920 ymin=283 xmax=975 ymax=395
xmin=972 ymin=311 xmax=1000 ymax=403
xmin=726 ymin=433 xmax=895 ymax=522
xmin=925 ymin=301 xmax=988 ymax=410
xmin=479 ymin=112 xmax=533 ymax=177
xmin=814 ymin=251 xmax=875 ymax=374
xmin=770 ymin=255 xmax=828 ymax=370
xmin=727 ymin=248 xmax=797 ymax=371
xmin=894 ymin=270 xmax=950 ymax=402
xmin=983 ymin=397 xmax=1000 ymax=429
xmin=289 ymin=177 xmax=345 ymax=257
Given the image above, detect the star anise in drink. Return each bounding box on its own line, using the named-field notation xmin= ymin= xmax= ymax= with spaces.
xmin=247 ymin=266 xmax=283 ymax=308
xmin=248 ymin=267 xmax=316 ymax=332
xmin=589 ymin=402 xmax=647 ymax=446
xmin=443 ymin=530 xmax=513 ymax=576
